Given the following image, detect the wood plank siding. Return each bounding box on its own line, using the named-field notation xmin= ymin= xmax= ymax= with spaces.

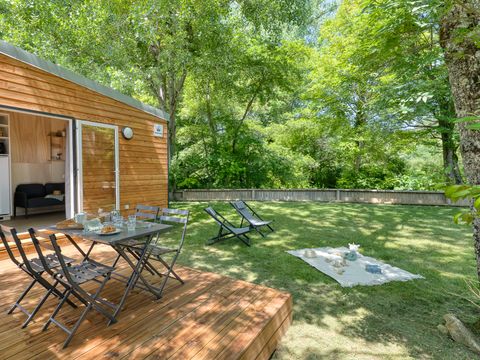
xmin=0 ymin=54 xmax=168 ymax=212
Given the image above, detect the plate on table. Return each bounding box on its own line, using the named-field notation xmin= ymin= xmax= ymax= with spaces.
xmin=95 ymin=229 xmax=122 ymax=236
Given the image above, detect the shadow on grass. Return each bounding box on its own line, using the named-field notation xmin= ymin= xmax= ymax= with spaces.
xmin=167 ymin=201 xmax=477 ymax=359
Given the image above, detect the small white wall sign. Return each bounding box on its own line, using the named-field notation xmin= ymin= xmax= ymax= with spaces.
xmin=153 ymin=124 xmax=164 ymax=137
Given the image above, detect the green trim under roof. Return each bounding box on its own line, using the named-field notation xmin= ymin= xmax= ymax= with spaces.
xmin=0 ymin=40 xmax=169 ymax=121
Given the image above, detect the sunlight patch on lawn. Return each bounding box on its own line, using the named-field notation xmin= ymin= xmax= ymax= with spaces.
xmin=275 ymin=322 xmax=412 ymax=360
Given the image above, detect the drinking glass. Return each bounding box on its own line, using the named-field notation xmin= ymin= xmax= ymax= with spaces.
xmin=75 ymin=212 xmax=86 ymax=225
xmin=127 ymin=215 xmax=136 ymax=231
xmin=113 ymin=215 xmax=124 ymax=229
xmin=111 ymin=210 xmax=120 ymax=223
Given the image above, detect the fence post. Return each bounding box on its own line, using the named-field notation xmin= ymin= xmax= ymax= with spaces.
xmin=336 ymin=189 xmax=341 ymax=201
xmin=252 ymin=189 xmax=256 ymax=200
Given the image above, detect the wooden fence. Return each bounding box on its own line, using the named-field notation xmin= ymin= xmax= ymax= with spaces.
xmin=172 ymin=189 xmax=470 ymax=207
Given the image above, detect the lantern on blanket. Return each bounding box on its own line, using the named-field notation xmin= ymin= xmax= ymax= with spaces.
xmin=344 ymin=243 xmax=360 ymax=261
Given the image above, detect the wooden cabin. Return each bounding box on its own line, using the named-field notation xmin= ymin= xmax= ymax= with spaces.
xmin=0 ymin=40 xmax=169 ymax=220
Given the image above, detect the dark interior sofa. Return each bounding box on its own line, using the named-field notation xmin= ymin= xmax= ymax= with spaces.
xmin=14 ymin=183 xmax=65 ymax=218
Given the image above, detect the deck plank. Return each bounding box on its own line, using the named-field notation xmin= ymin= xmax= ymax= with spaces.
xmin=0 ymin=243 xmax=292 ymax=359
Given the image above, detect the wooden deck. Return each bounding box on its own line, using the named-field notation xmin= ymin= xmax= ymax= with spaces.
xmin=0 ymin=243 xmax=292 ymax=359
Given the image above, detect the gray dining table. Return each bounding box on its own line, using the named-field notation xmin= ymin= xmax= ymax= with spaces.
xmin=46 ymin=222 xmax=172 ymax=323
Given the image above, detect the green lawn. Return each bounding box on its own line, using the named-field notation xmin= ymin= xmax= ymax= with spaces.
xmin=168 ymin=201 xmax=477 ymax=359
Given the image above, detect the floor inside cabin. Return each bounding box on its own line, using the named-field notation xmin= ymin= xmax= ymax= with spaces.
xmin=2 ymin=212 xmax=66 ymax=232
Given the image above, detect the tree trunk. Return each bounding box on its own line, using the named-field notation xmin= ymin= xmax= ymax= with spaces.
xmin=353 ymin=95 xmax=366 ymax=173
xmin=168 ymin=109 xmax=176 ymax=164
xmin=231 ymin=91 xmax=258 ymax=153
xmin=440 ymin=0 xmax=480 ymax=278
xmin=438 ymin=117 xmax=463 ymax=184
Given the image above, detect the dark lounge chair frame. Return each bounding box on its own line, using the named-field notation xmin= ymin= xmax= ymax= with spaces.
xmin=204 ymin=207 xmax=252 ymax=246
xmin=230 ymin=200 xmax=274 ymax=237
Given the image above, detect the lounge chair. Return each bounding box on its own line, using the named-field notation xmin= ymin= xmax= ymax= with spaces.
xmin=204 ymin=207 xmax=252 ymax=246
xmin=230 ymin=200 xmax=274 ymax=237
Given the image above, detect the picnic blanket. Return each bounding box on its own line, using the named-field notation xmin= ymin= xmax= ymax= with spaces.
xmin=287 ymin=247 xmax=424 ymax=287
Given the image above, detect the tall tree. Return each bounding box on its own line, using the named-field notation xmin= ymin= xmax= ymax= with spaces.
xmin=328 ymin=0 xmax=464 ymax=185
xmin=440 ymin=0 xmax=480 ymax=277
xmin=126 ymin=0 xmax=309 ymax=164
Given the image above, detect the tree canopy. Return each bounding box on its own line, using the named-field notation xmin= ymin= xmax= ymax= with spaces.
xmin=0 ymin=0 xmax=471 ymax=190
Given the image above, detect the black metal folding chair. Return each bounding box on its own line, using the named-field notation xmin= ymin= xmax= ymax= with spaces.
xmin=118 ymin=204 xmax=161 ymax=276
xmin=138 ymin=208 xmax=189 ymax=297
xmin=204 ymin=207 xmax=252 ymax=246
xmin=120 ymin=204 xmax=160 ymax=249
xmin=136 ymin=204 xmax=161 ymax=221
xmin=230 ymin=200 xmax=274 ymax=237
xmin=0 ymin=225 xmax=75 ymax=328
xmin=41 ymin=232 xmax=117 ymax=348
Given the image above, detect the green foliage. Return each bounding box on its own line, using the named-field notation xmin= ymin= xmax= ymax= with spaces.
xmin=445 ymin=184 xmax=479 ymax=224
xmin=0 ymin=0 xmax=461 ymax=191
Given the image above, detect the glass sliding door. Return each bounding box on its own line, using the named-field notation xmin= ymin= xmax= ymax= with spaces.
xmin=76 ymin=121 xmax=119 ymax=214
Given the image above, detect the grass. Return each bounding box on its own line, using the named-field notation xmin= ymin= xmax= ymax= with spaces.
xmin=165 ymin=201 xmax=477 ymax=359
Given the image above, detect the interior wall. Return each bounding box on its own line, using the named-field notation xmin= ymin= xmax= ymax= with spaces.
xmin=9 ymin=111 xmax=67 ymax=194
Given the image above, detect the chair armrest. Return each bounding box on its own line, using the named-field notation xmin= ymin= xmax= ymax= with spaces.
xmin=14 ymin=192 xmax=28 ymax=207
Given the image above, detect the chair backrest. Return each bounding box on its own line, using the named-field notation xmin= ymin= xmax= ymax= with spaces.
xmin=5 ymin=227 xmax=43 ymax=277
xmin=204 ymin=207 xmax=235 ymax=231
xmin=48 ymin=233 xmax=76 ymax=285
xmin=231 ymin=200 xmax=255 ymax=219
xmin=232 ymin=200 xmax=264 ymax=222
xmin=159 ymin=208 xmax=189 ymax=250
xmin=231 ymin=200 xmax=247 ymax=210
xmin=28 ymin=228 xmax=56 ymax=277
xmin=0 ymin=225 xmax=21 ymax=267
xmin=135 ymin=204 xmax=160 ymax=221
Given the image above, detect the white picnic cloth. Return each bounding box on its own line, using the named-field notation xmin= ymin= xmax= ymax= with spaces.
xmin=287 ymin=247 xmax=424 ymax=287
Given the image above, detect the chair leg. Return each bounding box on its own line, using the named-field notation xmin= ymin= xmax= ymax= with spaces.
xmin=84 ymin=242 xmax=96 ymax=261
xmin=21 ymin=280 xmax=58 ymax=328
xmin=155 ymin=256 xmax=182 ymax=298
xmin=111 ymin=253 xmax=122 ymax=268
xmin=25 ymin=207 xmax=28 ymax=219
xmin=43 ymin=289 xmax=71 ymax=331
xmin=127 ymin=248 xmax=155 ymax=275
xmin=64 ymin=275 xmax=111 ymax=347
xmin=207 ymin=226 xmax=229 ymax=245
xmin=63 ymin=303 xmax=92 ymax=348
xmin=156 ymin=255 xmax=184 ymax=283
xmin=35 ymin=275 xmax=78 ymax=309
xmin=8 ymin=278 xmax=37 ymax=314
xmin=255 ymin=227 xmax=266 ymax=238
xmin=237 ymin=234 xmax=251 ymax=247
